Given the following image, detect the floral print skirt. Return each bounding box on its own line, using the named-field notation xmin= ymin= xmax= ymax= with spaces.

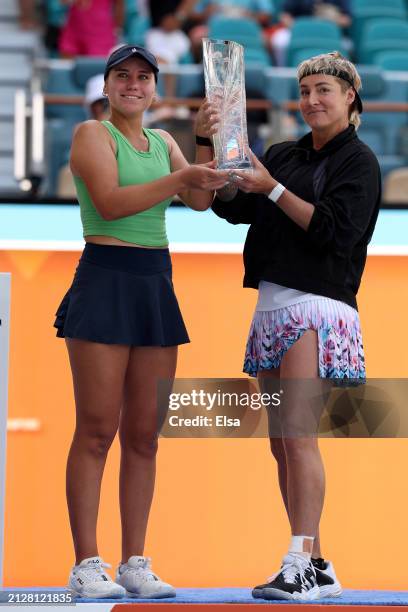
xmin=244 ymin=298 xmax=365 ymax=379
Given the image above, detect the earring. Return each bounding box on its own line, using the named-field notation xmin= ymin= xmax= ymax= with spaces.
xmin=102 ymin=92 xmax=108 ymax=97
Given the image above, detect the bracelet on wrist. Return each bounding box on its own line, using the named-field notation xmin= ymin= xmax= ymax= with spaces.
xmin=267 ymin=182 xmax=286 ymax=203
xmin=196 ymin=135 xmax=213 ymax=147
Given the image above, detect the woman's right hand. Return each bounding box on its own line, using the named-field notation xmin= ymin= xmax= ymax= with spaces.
xmin=180 ymin=161 xmax=229 ymax=191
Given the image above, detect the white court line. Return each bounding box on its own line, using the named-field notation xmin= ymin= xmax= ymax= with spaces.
xmin=368 ymin=245 xmax=408 ymax=256
xmin=0 ymin=240 xmax=408 ymax=255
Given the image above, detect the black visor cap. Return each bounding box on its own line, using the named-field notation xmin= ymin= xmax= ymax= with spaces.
xmin=104 ymin=45 xmax=159 ymax=81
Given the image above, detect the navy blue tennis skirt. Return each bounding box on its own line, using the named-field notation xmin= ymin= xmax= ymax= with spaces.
xmin=54 ymin=243 xmax=190 ymax=346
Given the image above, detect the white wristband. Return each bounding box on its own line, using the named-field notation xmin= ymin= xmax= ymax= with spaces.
xmin=267 ymin=182 xmax=286 ymax=203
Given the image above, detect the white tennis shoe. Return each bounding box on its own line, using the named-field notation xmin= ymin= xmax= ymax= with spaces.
xmin=116 ymin=555 xmax=176 ymax=599
xmin=68 ymin=556 xmax=126 ymax=599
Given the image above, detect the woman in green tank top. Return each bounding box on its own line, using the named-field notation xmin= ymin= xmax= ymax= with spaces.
xmin=55 ymin=44 xmax=228 ymax=599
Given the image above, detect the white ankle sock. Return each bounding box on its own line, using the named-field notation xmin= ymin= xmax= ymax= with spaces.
xmin=289 ymin=535 xmax=315 ymax=559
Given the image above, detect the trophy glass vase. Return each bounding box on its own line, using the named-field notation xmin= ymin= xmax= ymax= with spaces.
xmin=202 ymin=38 xmax=253 ymax=171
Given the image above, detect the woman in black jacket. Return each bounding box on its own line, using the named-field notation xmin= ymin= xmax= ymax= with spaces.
xmin=212 ymin=51 xmax=381 ymax=601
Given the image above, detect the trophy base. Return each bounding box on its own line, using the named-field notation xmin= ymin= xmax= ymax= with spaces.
xmin=217 ymin=160 xmax=253 ymax=171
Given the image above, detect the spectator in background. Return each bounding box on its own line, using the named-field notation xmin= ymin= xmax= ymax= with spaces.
xmin=18 ymin=0 xmax=37 ymax=29
xmin=146 ymin=0 xmax=197 ymax=96
xmin=187 ymin=0 xmax=273 ymax=60
xmin=146 ymin=0 xmax=196 ymax=64
xmin=59 ymin=0 xmax=124 ymax=58
xmin=84 ymin=74 xmax=111 ymax=120
xmin=270 ymin=0 xmax=351 ymax=66
xmin=194 ymin=0 xmax=272 ymax=27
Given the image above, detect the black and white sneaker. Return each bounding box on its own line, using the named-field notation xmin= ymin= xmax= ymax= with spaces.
xmin=252 ymin=553 xmax=320 ymax=601
xmin=312 ymin=559 xmax=342 ymax=598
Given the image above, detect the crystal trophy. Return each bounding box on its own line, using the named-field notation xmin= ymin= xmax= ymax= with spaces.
xmin=202 ymin=38 xmax=253 ymax=171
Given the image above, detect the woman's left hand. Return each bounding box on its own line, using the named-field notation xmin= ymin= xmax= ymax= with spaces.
xmin=230 ymin=151 xmax=276 ymax=194
xmin=195 ymin=98 xmax=221 ymax=138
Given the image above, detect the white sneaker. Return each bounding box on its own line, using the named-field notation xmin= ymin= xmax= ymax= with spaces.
xmin=312 ymin=560 xmax=343 ymax=598
xmin=68 ymin=556 xmax=126 ymax=599
xmin=116 ymin=555 xmax=176 ymax=599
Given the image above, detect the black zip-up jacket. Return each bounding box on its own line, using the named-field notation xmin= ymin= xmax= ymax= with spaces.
xmin=212 ymin=125 xmax=381 ymax=310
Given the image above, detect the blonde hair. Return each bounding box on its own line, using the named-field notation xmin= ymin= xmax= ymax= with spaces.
xmin=297 ymin=51 xmax=362 ymax=129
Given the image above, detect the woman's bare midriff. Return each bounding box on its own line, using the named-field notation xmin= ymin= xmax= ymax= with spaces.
xmin=85 ymin=235 xmax=168 ymax=249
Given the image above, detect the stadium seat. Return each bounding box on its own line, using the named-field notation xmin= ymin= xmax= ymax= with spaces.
xmin=290 ymin=16 xmax=343 ymax=39
xmin=383 ymin=167 xmax=408 ymax=203
xmin=356 ymin=67 xmax=408 ymax=180
xmin=72 ymin=57 xmax=105 ymax=89
xmin=175 ymin=65 xmax=266 ymax=99
xmin=290 ymin=47 xmax=349 ymax=68
xmin=45 ymin=119 xmax=77 ymax=196
xmin=209 ymin=14 xmax=262 ymax=39
xmin=272 ymin=0 xmax=284 ymax=20
xmin=125 ymin=15 xmax=151 ymax=46
xmin=357 ymin=128 xmax=385 ymax=154
xmin=357 ymin=19 xmax=408 ymax=64
xmin=399 ymin=126 xmax=408 ymax=157
xmin=359 ymin=66 xmax=387 ymax=97
xmin=0 ymin=120 xmax=13 ymax=155
xmin=44 ymin=65 xmax=84 ymax=122
xmin=264 ymin=67 xmax=297 ymax=105
xmin=350 ymin=2 xmax=408 ymax=52
xmin=243 ymin=48 xmax=271 ymax=65
xmin=175 ymin=68 xmax=203 ymax=98
xmin=44 ymin=59 xmax=87 ymax=193
xmin=376 ymin=156 xmax=408 ymax=181
xmin=0 ymin=157 xmax=19 ymax=194
xmin=352 ymin=0 xmax=406 ymax=11
xmin=245 ymin=66 xmax=267 ymax=96
xmin=179 ymin=50 xmax=195 ymax=64
xmin=374 ymin=51 xmax=408 ymax=71
xmin=287 ymin=18 xmax=345 ymax=66
xmin=208 ymin=16 xmax=271 ymax=66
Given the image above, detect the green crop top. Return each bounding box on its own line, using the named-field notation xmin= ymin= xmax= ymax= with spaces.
xmin=73 ymin=120 xmax=173 ymax=247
